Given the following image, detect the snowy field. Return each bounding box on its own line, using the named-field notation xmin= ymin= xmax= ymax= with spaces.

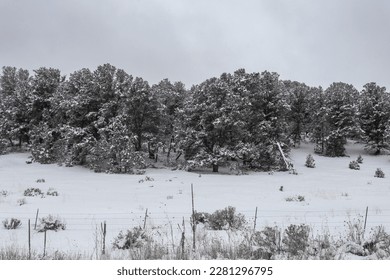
xmin=0 ymin=142 xmax=389 ymax=256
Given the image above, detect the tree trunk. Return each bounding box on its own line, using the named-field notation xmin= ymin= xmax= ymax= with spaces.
xmin=167 ymin=135 xmax=174 ymax=161
xmin=136 ymin=134 xmax=142 ymax=151
xmin=212 ymin=164 xmax=219 ymax=173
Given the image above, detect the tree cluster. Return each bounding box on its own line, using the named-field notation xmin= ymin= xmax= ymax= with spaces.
xmin=1 ymin=65 xmax=389 ymax=173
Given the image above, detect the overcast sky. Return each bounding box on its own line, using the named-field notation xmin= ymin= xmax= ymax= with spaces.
xmin=0 ymin=0 xmax=389 ymax=89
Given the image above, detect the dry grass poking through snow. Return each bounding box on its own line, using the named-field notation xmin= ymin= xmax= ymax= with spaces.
xmin=1 ymin=221 xmax=390 ymax=260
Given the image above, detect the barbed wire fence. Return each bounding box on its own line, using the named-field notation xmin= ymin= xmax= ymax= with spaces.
xmin=2 ymin=191 xmax=390 ymax=258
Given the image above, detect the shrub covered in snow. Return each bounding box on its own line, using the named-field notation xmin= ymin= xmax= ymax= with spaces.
xmin=113 ymin=227 xmax=149 ymax=250
xmin=193 ymin=211 xmax=211 ymax=225
xmin=364 ymin=226 xmax=390 ymax=258
xmin=23 ymin=187 xmax=44 ymax=197
xmin=374 ymin=168 xmax=385 ymax=178
xmin=207 ymin=206 xmax=246 ymax=230
xmin=252 ymin=226 xmax=281 ymax=259
xmin=0 ymin=190 xmax=9 ymax=197
xmin=285 ymin=195 xmax=305 ymax=202
xmin=357 ymin=155 xmax=363 ymax=164
xmin=17 ymin=198 xmax=26 ymax=206
xmin=305 ymin=154 xmax=315 ymax=168
xmin=37 ymin=215 xmax=66 ymax=232
xmin=3 ymin=218 xmax=22 ymax=230
xmin=0 ymin=139 xmax=9 ymax=155
xmin=46 ymin=188 xmax=59 ymax=196
xmin=282 ymin=224 xmax=310 ymax=258
xmin=349 ymin=161 xmax=360 ymax=170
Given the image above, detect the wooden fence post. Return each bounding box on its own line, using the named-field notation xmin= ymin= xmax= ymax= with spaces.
xmin=364 ymin=206 xmax=369 ymax=235
xmin=181 ymin=217 xmax=186 ymax=259
xmin=143 ymin=208 xmax=148 ymax=230
xmin=34 ymin=208 xmax=39 ymax=230
xmin=191 ymin=184 xmax=196 ymax=252
xmin=253 ymin=207 xmax=258 ymax=232
xmin=101 ymin=221 xmax=106 ymax=255
xmin=43 ymin=230 xmax=47 ymax=258
xmin=28 ymin=219 xmax=31 ymax=260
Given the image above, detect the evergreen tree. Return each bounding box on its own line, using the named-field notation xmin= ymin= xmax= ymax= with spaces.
xmin=322 ymin=82 xmax=359 ymax=157
xmin=28 ymin=67 xmax=64 ymax=163
xmin=0 ymin=66 xmax=32 ymax=148
xmin=308 ymin=86 xmax=327 ymax=154
xmin=284 ymin=80 xmax=311 ymax=145
xmin=359 ymin=83 xmax=390 ymax=154
xmin=183 ymin=73 xmax=241 ymax=172
xmin=151 ymin=79 xmax=187 ymax=162
xmin=241 ymin=71 xmax=290 ymax=170
xmin=120 ymin=76 xmax=160 ymax=153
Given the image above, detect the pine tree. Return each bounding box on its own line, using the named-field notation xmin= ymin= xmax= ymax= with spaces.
xmin=359 ymin=83 xmax=390 ymax=154
xmin=308 ymin=86 xmax=327 ymax=154
xmin=151 ymin=79 xmax=187 ymax=162
xmin=284 ymin=80 xmax=311 ymax=146
xmin=0 ymin=67 xmax=32 ymax=148
xmin=241 ymin=71 xmax=290 ymax=170
xmin=29 ymin=67 xmax=64 ymax=163
xmin=183 ymin=73 xmax=242 ymax=172
xmin=120 ymin=76 xmax=160 ymax=153
xmin=322 ymin=82 xmax=359 ymax=157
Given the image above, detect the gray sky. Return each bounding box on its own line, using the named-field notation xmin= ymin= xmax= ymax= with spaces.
xmin=1 ymin=0 xmax=389 ymax=89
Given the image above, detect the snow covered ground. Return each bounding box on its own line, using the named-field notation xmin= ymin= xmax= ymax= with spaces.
xmin=0 ymin=142 xmax=389 ymax=256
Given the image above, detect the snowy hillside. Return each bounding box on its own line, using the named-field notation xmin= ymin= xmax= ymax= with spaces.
xmin=0 ymin=142 xmax=389 ymax=258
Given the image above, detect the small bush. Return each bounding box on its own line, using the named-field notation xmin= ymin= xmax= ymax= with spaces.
xmin=374 ymin=168 xmax=385 ymax=178
xmin=37 ymin=215 xmax=66 ymax=232
xmin=3 ymin=218 xmax=22 ymax=230
xmin=314 ymin=144 xmax=323 ymax=154
xmin=113 ymin=227 xmax=149 ymax=249
xmin=252 ymin=226 xmax=281 ymax=259
xmin=193 ymin=211 xmax=211 ymax=225
xmin=17 ymin=198 xmax=26 ymax=206
xmin=36 ymin=178 xmax=46 ymax=183
xmin=0 ymin=139 xmax=8 ymax=155
xmin=364 ymin=226 xmax=390 ymax=257
xmin=349 ymin=161 xmax=360 ymax=170
xmin=24 ymin=188 xmax=44 ymax=197
xmin=138 ymin=176 xmax=154 ymax=183
xmin=305 ymin=154 xmax=316 ymax=168
xmin=0 ymin=190 xmax=9 ymax=197
xmin=344 ymin=217 xmax=365 ymax=245
xmin=357 ymin=155 xmax=363 ymax=164
xmin=285 ymin=195 xmax=305 ymax=202
xmin=46 ymin=188 xmax=59 ymax=196
xmin=207 ymin=206 xmax=246 ymax=230
xmin=289 ymin=168 xmax=298 ymax=175
xmin=283 ymin=224 xmax=310 ymax=257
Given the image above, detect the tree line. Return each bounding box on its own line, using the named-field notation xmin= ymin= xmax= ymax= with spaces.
xmin=0 ymin=64 xmax=389 ymax=173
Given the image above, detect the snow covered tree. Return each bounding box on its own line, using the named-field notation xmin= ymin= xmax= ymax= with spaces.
xmin=29 ymin=67 xmax=64 ymax=163
xmin=240 ymin=71 xmax=291 ymax=170
xmin=359 ymin=83 xmax=390 ymax=154
xmin=183 ymin=73 xmax=243 ymax=172
xmin=307 ymin=86 xmax=328 ymax=154
xmin=53 ymin=68 xmax=97 ymax=165
xmin=322 ymin=82 xmax=359 ymax=157
xmin=119 ymin=76 xmax=160 ymax=153
xmin=0 ymin=66 xmax=32 ymax=148
xmin=151 ymin=79 xmax=187 ymax=162
xmin=284 ymin=81 xmax=312 ymax=145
